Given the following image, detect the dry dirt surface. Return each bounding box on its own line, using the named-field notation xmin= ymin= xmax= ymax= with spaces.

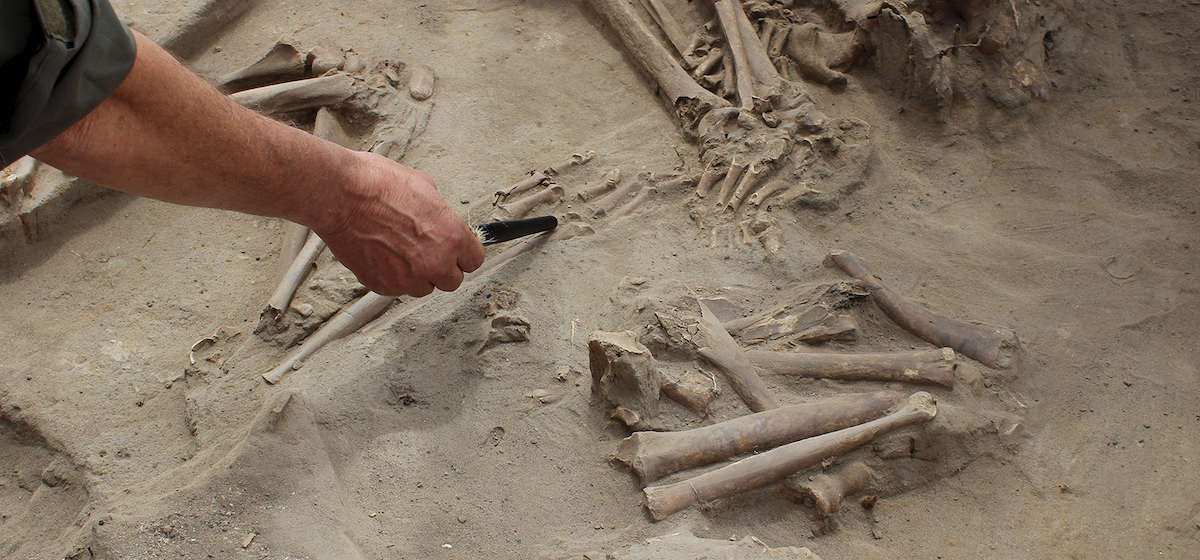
xmin=1 ymin=0 xmax=1198 ymax=559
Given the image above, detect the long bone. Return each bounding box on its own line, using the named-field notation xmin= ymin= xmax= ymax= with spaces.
xmin=216 ymin=41 xmax=306 ymax=92
xmin=576 ymin=168 xmax=622 ymax=202
xmin=697 ymin=301 xmax=779 ymax=412
xmin=262 ymin=231 xmax=326 ymax=325
xmin=591 ymin=172 xmax=649 ymax=216
xmin=795 ymin=461 xmax=873 ymax=519
xmin=610 ymin=184 xmax=658 ymax=219
xmin=712 ymin=0 xmax=758 ymax=109
xmin=229 ymin=73 xmax=355 ymax=115
xmin=691 ymin=47 xmax=725 ymax=80
xmin=264 ymin=219 xmax=593 ymax=384
xmin=639 ymin=0 xmax=690 ymax=57
xmin=496 ymin=152 xmax=594 ymax=202
xmin=500 ymin=185 xmax=565 ymax=219
xmin=727 ymin=160 xmax=770 ymax=211
xmin=746 ymin=348 xmax=957 ymax=388
xmin=613 ymin=390 xmax=904 ymax=484
xmin=642 ymin=392 xmax=937 ymax=521
xmin=829 ymin=250 xmax=1018 ymax=368
xmin=694 ymin=165 xmax=726 ymax=198
xmin=746 ymin=179 xmax=790 ymax=207
xmin=714 ymin=158 xmax=747 ymax=206
xmin=585 ymin=0 xmax=730 ymax=127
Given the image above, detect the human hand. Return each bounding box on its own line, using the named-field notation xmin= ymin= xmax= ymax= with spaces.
xmin=315 ymin=151 xmax=485 ymax=297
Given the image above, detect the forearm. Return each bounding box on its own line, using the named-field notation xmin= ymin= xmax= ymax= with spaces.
xmin=30 ymin=31 xmax=347 ymax=232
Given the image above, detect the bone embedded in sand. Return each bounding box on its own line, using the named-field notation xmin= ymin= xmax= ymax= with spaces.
xmin=274 ymin=222 xmax=310 ymax=285
xmin=216 ymin=40 xmax=306 ymax=92
xmin=746 ymin=347 xmax=958 ymax=388
xmin=609 ymin=184 xmax=658 ymax=219
xmin=589 ymin=330 xmax=665 ymax=427
xmin=747 ymin=179 xmax=791 ymax=207
xmin=342 ymin=50 xmax=365 ymax=74
xmin=262 ymin=291 xmax=395 ymax=384
xmin=727 ymin=161 xmax=770 ymax=211
xmin=768 ymin=22 xmax=791 ymax=58
xmin=546 ymin=150 xmax=596 ymax=176
xmin=408 ymin=63 xmax=437 ymax=100
xmin=829 ymin=250 xmax=1019 ymax=369
xmin=585 ymin=0 xmax=730 ymax=127
xmin=654 ymin=173 xmax=697 ymax=193
xmin=642 ymin=392 xmax=937 ymax=521
xmin=591 ymin=172 xmax=649 ymax=216
xmin=715 ymin=158 xmax=748 ymax=206
xmin=784 ymin=24 xmax=849 ymax=86
xmin=229 ymin=73 xmax=355 ymax=115
xmin=690 ymin=47 xmax=725 ymax=80
xmin=613 ymin=390 xmax=904 ymax=484
xmin=577 ymin=168 xmax=622 ymax=202
xmin=263 ymin=231 xmax=325 ymax=326
xmin=500 ymin=184 xmax=565 ymax=219
xmin=712 ymin=0 xmax=759 ymax=109
xmin=497 ymin=171 xmax=550 ymax=203
xmin=796 ymin=461 xmax=873 ymax=518
xmin=696 ymin=300 xmax=779 ymax=412
xmin=639 ymin=0 xmax=690 ymax=56
xmin=312 ymin=107 xmax=356 ymax=149
xmin=694 ymin=165 xmax=727 ymax=198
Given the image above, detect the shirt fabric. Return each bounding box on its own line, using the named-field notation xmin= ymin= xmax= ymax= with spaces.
xmin=0 ymin=0 xmax=136 ymax=166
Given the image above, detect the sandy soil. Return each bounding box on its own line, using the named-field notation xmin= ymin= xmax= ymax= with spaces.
xmin=1 ymin=0 xmax=1197 ymax=558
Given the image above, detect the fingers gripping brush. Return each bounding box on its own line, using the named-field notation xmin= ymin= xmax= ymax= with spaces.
xmin=474 ymin=215 xmax=559 ymax=245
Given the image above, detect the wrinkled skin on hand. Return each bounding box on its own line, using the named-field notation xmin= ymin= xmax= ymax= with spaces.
xmin=316 ymin=151 xmax=485 ymax=297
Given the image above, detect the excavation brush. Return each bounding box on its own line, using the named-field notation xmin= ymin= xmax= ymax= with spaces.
xmin=475 ymin=216 xmax=559 ymax=245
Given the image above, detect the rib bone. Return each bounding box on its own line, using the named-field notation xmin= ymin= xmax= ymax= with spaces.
xmin=643 ymin=392 xmax=937 ymax=521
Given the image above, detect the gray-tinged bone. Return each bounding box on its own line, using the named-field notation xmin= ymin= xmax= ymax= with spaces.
xmin=795 ymin=461 xmax=873 ymax=518
xmin=639 ymin=0 xmax=689 ymax=56
xmin=216 ymin=41 xmax=306 ymax=92
xmin=747 ymin=347 xmax=958 ymax=388
xmin=691 ymin=47 xmax=725 ymax=79
xmin=697 ymin=301 xmax=779 ymax=412
xmin=643 ymin=392 xmax=938 ymax=521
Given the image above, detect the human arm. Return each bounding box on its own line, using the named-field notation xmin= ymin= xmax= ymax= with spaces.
xmin=29 ymin=30 xmax=484 ymax=297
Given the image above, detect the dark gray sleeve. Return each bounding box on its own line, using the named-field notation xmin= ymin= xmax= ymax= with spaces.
xmin=0 ymin=0 xmax=137 ymax=166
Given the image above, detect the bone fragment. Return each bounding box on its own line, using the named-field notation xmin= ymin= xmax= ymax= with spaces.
xmin=660 ymin=370 xmax=715 ymax=417
xmin=216 ymin=41 xmax=306 ymax=92
xmin=747 ymin=179 xmax=790 ymax=207
xmin=614 ymin=390 xmax=904 ymax=484
xmin=501 ymin=185 xmax=565 ymax=219
xmin=307 ymin=41 xmax=345 ymax=76
xmin=728 ymin=161 xmax=770 ymax=211
xmin=731 ymin=2 xmax=791 ymax=97
xmin=547 ymin=151 xmax=596 ymax=176
xmin=784 ymin=24 xmax=849 ymax=86
xmin=654 ymin=173 xmax=697 ymax=193
xmin=610 ymin=184 xmax=657 ymax=219
xmin=312 ymin=107 xmax=356 ymax=149
xmin=715 ymin=158 xmax=748 ymax=206
xmin=638 ymin=0 xmax=689 ymax=57
xmin=697 ymin=301 xmax=779 ymax=412
xmin=829 ymin=250 xmax=1018 ymax=368
xmin=759 ymin=18 xmax=776 ymax=50
xmin=0 ymin=156 xmax=38 ymax=207
xmin=691 ymin=47 xmax=725 ymax=80
xmin=408 ymin=63 xmax=437 ymax=100
xmin=590 ymin=330 xmax=665 ymax=426
xmin=768 ymin=22 xmax=791 ymax=58
xmin=747 ymin=348 xmax=957 ymax=388
xmin=694 ymin=165 xmax=726 ymax=199
xmin=497 ymin=171 xmax=550 ymax=203
xmin=796 ymin=461 xmax=873 ymax=518
xmin=263 ymin=291 xmax=395 ymax=384
xmin=577 ymin=168 xmax=622 ymax=202
xmin=229 ymin=73 xmax=355 ymax=115
xmin=591 ymin=173 xmax=648 ymax=216
xmin=262 ymin=231 xmax=325 ymax=325
xmin=342 ymin=51 xmax=365 ymax=74
xmin=585 ymin=0 xmax=730 ymax=127
xmin=642 ymin=392 xmax=937 ymax=521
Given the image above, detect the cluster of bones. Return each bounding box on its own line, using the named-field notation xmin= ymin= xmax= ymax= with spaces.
xmin=180 ymin=0 xmax=1024 ymax=529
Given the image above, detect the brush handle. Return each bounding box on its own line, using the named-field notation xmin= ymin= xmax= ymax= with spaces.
xmin=477 ymin=216 xmax=558 ymax=245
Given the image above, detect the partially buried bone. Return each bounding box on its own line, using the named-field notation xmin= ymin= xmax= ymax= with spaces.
xmin=747 ymin=348 xmax=957 ymax=388
xmin=275 ymin=221 xmax=310 ymax=284
xmin=783 ymin=24 xmax=866 ymax=87
xmin=614 ymin=390 xmax=903 ymax=484
xmin=576 ymin=168 xmax=621 ymax=202
xmin=727 ymin=161 xmax=769 ymax=211
xmin=500 ymin=184 xmax=564 ymax=219
xmin=715 ymin=158 xmax=747 ymax=206
xmin=696 ymin=300 xmax=779 ymax=412
xmin=694 ymin=164 xmax=726 ymax=199
xmin=639 ymin=0 xmax=689 ymax=56
xmin=261 ymin=231 xmax=325 ymax=327
xmin=216 ymin=41 xmax=306 ymax=92
xmin=642 ymin=392 xmax=937 ymax=521
xmin=609 ymin=184 xmax=657 ymax=219
xmin=307 ymin=40 xmax=345 ymax=76
xmin=546 ymin=151 xmax=596 ymax=176
xmin=829 ymin=250 xmax=1018 ymax=368
xmin=229 ymin=73 xmax=355 ymax=115
xmin=591 ymin=173 xmax=649 ymax=217
xmin=408 ymin=63 xmax=437 ymax=101
xmin=746 ymin=179 xmax=790 ymax=207
xmin=585 ymin=0 xmax=730 ymax=127
xmin=794 ymin=461 xmax=873 ymax=518
xmin=590 ymin=330 xmax=665 ymax=427
xmin=659 ymin=370 xmax=715 ymax=418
